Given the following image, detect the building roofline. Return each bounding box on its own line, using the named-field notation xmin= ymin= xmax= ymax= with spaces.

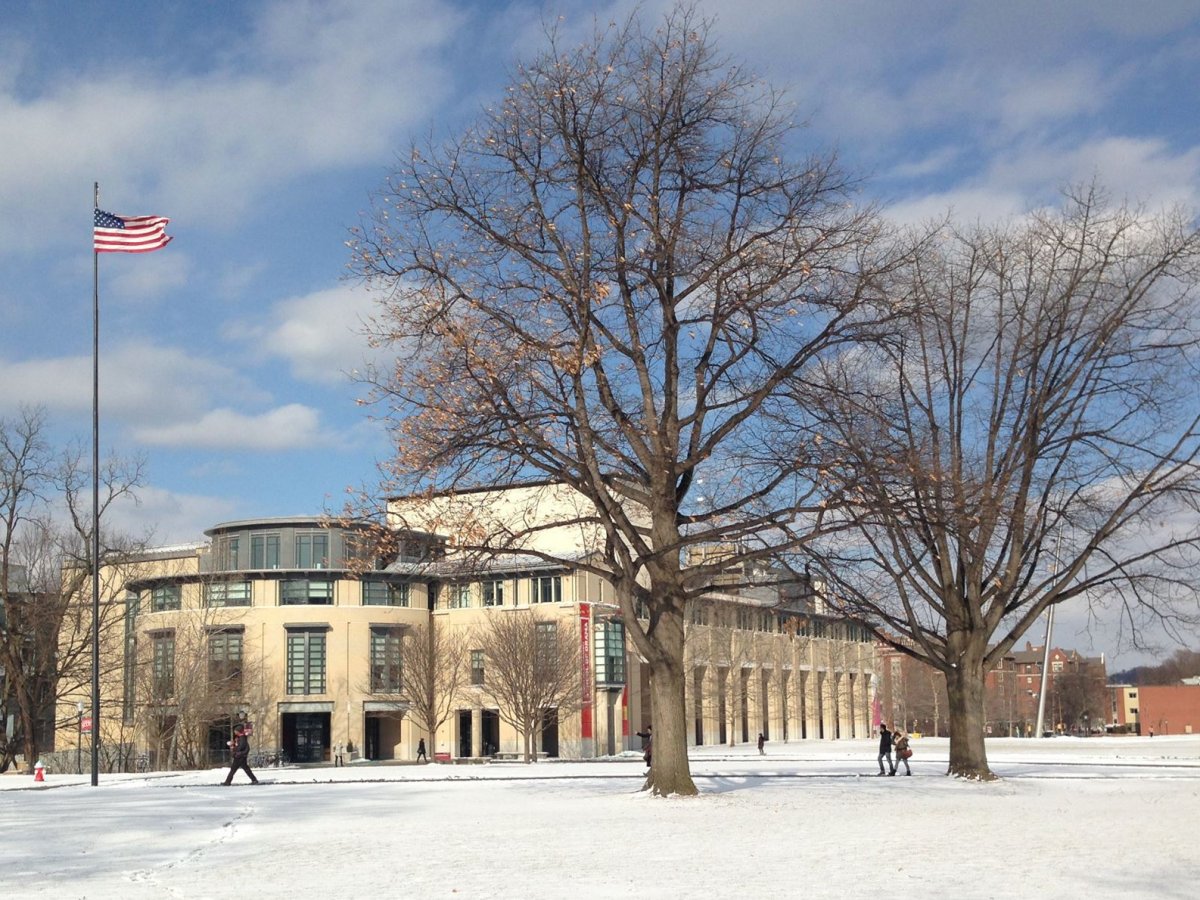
xmin=385 ymin=478 xmax=561 ymax=504
xmin=204 ymin=516 xmax=340 ymax=536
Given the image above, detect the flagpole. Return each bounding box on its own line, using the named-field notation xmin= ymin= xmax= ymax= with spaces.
xmin=91 ymin=181 xmax=101 ymax=786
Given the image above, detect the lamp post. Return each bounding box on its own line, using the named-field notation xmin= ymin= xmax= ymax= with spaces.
xmin=76 ymin=701 xmax=84 ymax=774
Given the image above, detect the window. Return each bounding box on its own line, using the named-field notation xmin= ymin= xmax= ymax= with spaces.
xmin=363 ymin=580 xmax=410 ymax=607
xmin=1051 ymin=661 xmax=1063 ymax=673
xmin=1128 ymin=691 xmax=1137 ymax=699
xmin=215 ymin=536 xmax=240 ymax=570
xmin=295 ymin=532 xmax=330 ymax=569
xmin=123 ymin=593 xmax=139 ymax=723
xmin=532 ymin=575 xmax=562 ymax=604
xmin=150 ymin=584 xmax=181 ymax=612
xmin=370 ymin=627 xmax=403 ymax=693
xmin=204 ymin=580 xmax=252 ymax=607
xmin=287 ymin=628 xmax=327 ymax=695
xmin=209 ymin=630 xmax=243 ymax=693
xmin=535 ymin=621 xmax=557 ymax=678
xmin=447 ymin=583 xmax=471 ymax=609
xmin=595 ymin=620 xmax=626 ymax=685
xmin=482 ymin=579 xmax=504 ymax=607
xmin=471 ymin=649 xmax=485 ymax=685
xmin=152 ymin=631 xmax=175 ymax=698
xmin=281 ymin=578 xmax=334 ymax=605
xmin=250 ymin=532 xmax=280 ymax=569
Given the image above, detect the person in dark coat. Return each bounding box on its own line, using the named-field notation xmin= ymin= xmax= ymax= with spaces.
xmin=636 ymin=726 xmax=652 ymax=767
xmin=877 ymin=724 xmax=894 ymax=776
xmin=757 ymin=732 xmax=766 ymax=755
xmin=417 ymin=738 xmax=428 ymax=762
xmin=223 ymin=725 xmax=259 ymax=785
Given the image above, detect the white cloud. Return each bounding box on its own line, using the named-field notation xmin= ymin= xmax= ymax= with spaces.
xmin=0 ymin=0 xmax=464 ymax=254
xmin=229 ymin=282 xmax=382 ymax=386
xmin=0 ymin=341 xmax=264 ymax=423
xmin=104 ymin=484 xmax=240 ymax=547
xmin=131 ymin=403 xmax=327 ymax=451
xmin=885 ymin=136 xmax=1200 ymax=227
xmin=104 ymin=250 xmax=193 ymax=306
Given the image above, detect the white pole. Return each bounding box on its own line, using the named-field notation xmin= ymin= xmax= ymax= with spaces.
xmin=1034 ymin=606 xmax=1054 ymax=737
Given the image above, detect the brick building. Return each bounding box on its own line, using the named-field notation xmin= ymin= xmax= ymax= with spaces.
xmin=875 ymin=639 xmax=1108 ymax=737
xmin=1108 ymin=684 xmax=1200 ymax=736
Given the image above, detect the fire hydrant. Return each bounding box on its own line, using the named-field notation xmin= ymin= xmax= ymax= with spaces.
xmin=34 ymin=760 xmax=46 ymax=782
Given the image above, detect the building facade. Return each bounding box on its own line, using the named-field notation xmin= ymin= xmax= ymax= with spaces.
xmin=1108 ymin=684 xmax=1200 ymax=736
xmin=59 ymin=501 xmax=876 ymax=768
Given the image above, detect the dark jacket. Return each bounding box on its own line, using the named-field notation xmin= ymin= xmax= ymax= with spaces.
xmin=232 ymin=733 xmax=250 ymax=761
xmin=878 ymin=728 xmax=893 ymax=753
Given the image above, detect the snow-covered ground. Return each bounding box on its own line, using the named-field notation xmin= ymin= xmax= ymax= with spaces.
xmin=3 ymin=736 xmax=1198 ymax=899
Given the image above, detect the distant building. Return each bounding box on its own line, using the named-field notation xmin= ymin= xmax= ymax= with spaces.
xmin=874 ymin=639 xmax=1109 ymax=738
xmin=1108 ymin=684 xmax=1200 ymax=735
xmin=1005 ymin=642 xmax=1108 ymax=734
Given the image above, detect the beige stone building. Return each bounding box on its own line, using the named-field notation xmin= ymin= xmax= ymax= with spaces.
xmin=59 ymin=491 xmax=876 ymax=768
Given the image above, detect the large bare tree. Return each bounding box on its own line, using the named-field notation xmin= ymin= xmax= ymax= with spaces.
xmin=351 ymin=4 xmax=885 ymax=795
xmin=808 ymin=189 xmax=1200 ymax=778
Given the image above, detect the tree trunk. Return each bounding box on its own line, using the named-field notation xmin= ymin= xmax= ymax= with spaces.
xmin=945 ymin=652 xmax=995 ymax=780
xmin=642 ymin=610 xmax=698 ymax=797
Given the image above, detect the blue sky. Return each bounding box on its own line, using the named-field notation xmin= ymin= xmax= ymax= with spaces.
xmin=2 ymin=0 xmax=1199 ymax=667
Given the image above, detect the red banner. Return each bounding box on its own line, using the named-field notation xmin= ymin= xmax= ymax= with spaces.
xmin=580 ymin=603 xmax=592 ymax=739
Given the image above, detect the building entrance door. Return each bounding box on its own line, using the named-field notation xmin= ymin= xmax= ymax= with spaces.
xmin=283 ymin=712 xmax=329 ymax=763
xmin=365 ymin=716 xmax=380 ymax=760
xmin=481 ymin=709 xmax=500 ymax=757
xmin=457 ymin=709 xmax=472 ymax=758
xmin=541 ymin=707 xmax=559 ymax=757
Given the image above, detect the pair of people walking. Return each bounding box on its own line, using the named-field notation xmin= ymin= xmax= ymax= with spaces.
xmin=877 ymin=724 xmax=912 ymax=776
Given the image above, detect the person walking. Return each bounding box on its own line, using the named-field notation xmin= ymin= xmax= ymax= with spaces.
xmin=892 ymin=727 xmax=912 ymax=776
xmin=877 ymin=723 xmax=894 ymax=776
xmin=222 ymin=725 xmax=259 ymax=785
xmin=334 ymin=742 xmax=344 ymax=766
xmin=757 ymin=732 xmax=766 ymax=755
xmin=417 ymin=738 xmax=428 ymax=762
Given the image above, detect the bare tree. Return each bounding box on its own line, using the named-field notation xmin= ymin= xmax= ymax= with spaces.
xmin=0 ymin=408 xmax=144 ymax=772
xmin=351 ymin=3 xmax=885 ymax=796
xmin=903 ymin=663 xmax=947 ymax=737
xmin=809 ymin=188 xmax=1200 ymax=778
xmin=402 ymin=620 xmax=470 ymax=755
xmin=475 ymin=609 xmax=583 ymax=762
xmin=129 ymin=601 xmax=251 ymax=771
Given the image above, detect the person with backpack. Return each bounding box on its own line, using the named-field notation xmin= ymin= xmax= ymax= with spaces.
xmin=222 ymin=725 xmax=259 ymax=785
xmin=892 ymin=727 xmax=912 ymax=776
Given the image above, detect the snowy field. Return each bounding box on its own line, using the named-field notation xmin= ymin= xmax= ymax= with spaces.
xmin=2 ymin=736 xmax=1198 ymax=900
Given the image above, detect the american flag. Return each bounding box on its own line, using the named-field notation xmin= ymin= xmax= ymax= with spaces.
xmin=93 ymin=208 xmax=172 ymax=253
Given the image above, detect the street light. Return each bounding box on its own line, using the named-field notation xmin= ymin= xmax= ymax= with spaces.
xmin=76 ymin=701 xmax=84 ymax=774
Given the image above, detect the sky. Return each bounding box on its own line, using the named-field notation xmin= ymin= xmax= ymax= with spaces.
xmin=4 ymin=737 xmax=1200 ymax=898
xmin=2 ymin=1 xmax=1200 ymax=668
